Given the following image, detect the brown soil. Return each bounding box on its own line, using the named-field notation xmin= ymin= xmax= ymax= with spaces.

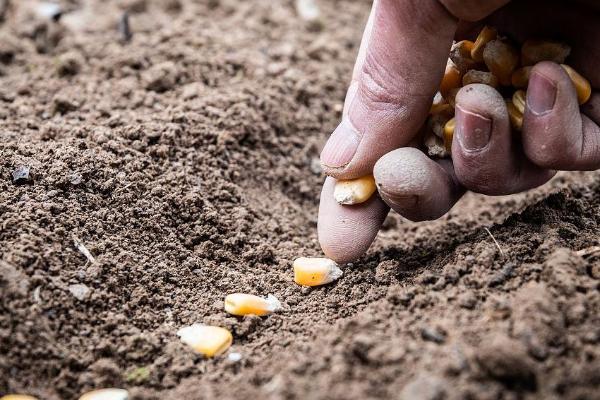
xmin=1 ymin=1 xmax=599 ymax=399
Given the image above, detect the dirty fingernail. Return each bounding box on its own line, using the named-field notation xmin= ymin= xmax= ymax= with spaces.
xmin=456 ymin=105 xmax=492 ymax=151
xmin=321 ymin=119 xmax=360 ymax=168
xmin=527 ymin=72 xmax=557 ymax=115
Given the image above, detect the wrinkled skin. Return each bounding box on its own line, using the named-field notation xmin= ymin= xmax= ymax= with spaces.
xmin=318 ymin=0 xmax=600 ymax=264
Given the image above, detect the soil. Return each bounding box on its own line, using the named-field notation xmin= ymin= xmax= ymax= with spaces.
xmin=0 ymin=1 xmax=599 ymax=399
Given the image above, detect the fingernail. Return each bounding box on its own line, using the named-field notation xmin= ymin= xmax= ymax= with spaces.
xmin=527 ymin=72 xmax=557 ymax=115
xmin=456 ymin=105 xmax=492 ymax=151
xmin=321 ymin=118 xmax=361 ymax=168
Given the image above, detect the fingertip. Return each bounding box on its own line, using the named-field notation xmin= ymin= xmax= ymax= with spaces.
xmin=373 ymin=148 xmax=463 ymax=221
xmin=317 ymin=177 xmax=389 ymax=264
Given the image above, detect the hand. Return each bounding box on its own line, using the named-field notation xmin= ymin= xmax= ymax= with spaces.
xmin=317 ymin=0 xmax=600 ymax=264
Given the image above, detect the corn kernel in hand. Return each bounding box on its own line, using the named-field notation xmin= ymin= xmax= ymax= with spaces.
xmin=333 ymin=175 xmax=376 ymax=205
xmin=483 ymin=39 xmax=519 ymax=86
xmin=443 ymin=117 xmax=455 ymax=152
xmin=293 ymin=257 xmax=342 ymax=286
xmin=511 ymin=66 xmax=532 ymax=88
xmin=521 ymin=40 xmax=571 ymax=66
xmin=224 ymin=293 xmax=281 ymax=316
xmin=462 ymin=70 xmax=499 ymax=88
xmin=471 ymin=26 xmax=497 ymax=62
xmin=561 ymin=64 xmax=592 ymax=104
xmin=512 ymin=90 xmax=526 ymax=114
xmin=507 ymin=100 xmax=523 ymax=132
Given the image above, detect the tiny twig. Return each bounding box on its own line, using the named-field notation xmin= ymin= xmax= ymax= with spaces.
xmin=576 ymin=246 xmax=600 ymax=257
xmin=72 ymin=235 xmax=96 ymax=264
xmin=484 ymin=227 xmax=504 ymax=257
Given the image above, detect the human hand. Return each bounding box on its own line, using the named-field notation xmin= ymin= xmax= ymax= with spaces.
xmin=317 ymin=0 xmax=600 ymax=264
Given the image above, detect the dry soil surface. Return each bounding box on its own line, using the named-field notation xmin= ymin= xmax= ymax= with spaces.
xmin=0 ymin=1 xmax=599 ymax=399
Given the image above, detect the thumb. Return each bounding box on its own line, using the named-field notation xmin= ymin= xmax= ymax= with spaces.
xmin=320 ymin=0 xmax=510 ymax=180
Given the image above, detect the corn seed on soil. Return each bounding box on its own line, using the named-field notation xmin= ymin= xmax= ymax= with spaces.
xmin=1 ymin=1 xmax=599 ymax=399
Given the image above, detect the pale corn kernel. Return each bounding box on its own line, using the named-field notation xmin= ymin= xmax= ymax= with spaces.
xmin=521 ymin=40 xmax=571 ymax=66
xmin=333 ymin=175 xmax=376 ymax=205
xmin=0 ymin=396 xmax=39 ymax=400
xmin=78 ymin=389 xmax=129 ymax=400
xmin=483 ymin=39 xmax=519 ymax=86
xmin=511 ymin=66 xmax=532 ymax=88
xmin=471 ymin=26 xmax=497 ymax=62
xmin=512 ymin=90 xmax=526 ymax=114
xmin=428 ymin=113 xmax=453 ymax=139
xmin=449 ymin=40 xmax=477 ymax=73
xmin=429 ymin=92 xmax=453 ymax=115
xmin=224 ymin=293 xmax=281 ymax=316
xmin=443 ymin=117 xmax=455 ymax=152
xmin=462 ymin=70 xmax=499 ymax=88
xmin=440 ymin=60 xmax=462 ymax=98
xmin=293 ymin=257 xmax=342 ymax=286
xmin=177 ymin=324 xmax=233 ymax=357
xmin=561 ymin=64 xmax=592 ymax=104
xmin=424 ymin=130 xmax=449 ymax=158
xmin=506 ymin=100 xmax=523 ymax=132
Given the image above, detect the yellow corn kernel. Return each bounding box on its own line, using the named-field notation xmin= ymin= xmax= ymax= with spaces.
xmin=440 ymin=60 xmax=462 ymax=98
xmin=561 ymin=64 xmax=592 ymax=105
xmin=506 ymin=100 xmax=523 ymax=132
xmin=471 ymin=26 xmax=497 ymax=62
xmin=429 ymin=93 xmax=452 ymax=115
xmin=462 ymin=70 xmax=499 ymax=88
xmin=79 ymin=389 xmax=129 ymax=400
xmin=450 ymin=40 xmax=477 ymax=73
xmin=483 ymin=39 xmax=519 ymax=86
xmin=443 ymin=117 xmax=455 ymax=152
xmin=521 ymin=39 xmax=571 ymax=66
xmin=512 ymin=90 xmax=526 ymax=114
xmin=177 ymin=324 xmax=233 ymax=357
xmin=428 ymin=113 xmax=452 ymax=139
xmin=293 ymin=257 xmax=342 ymax=286
xmin=333 ymin=175 xmax=376 ymax=205
xmin=1 ymin=396 xmax=39 ymax=400
xmin=224 ymin=293 xmax=281 ymax=316
xmin=511 ymin=66 xmax=532 ymax=88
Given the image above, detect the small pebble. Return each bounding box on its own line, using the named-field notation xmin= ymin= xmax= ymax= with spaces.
xmin=12 ymin=166 xmax=32 ymax=185
xmin=69 ymin=283 xmax=91 ymax=301
xmin=228 ymin=352 xmax=242 ymax=362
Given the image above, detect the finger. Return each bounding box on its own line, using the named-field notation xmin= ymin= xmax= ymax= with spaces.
xmin=452 ymin=84 xmax=555 ymax=195
xmin=320 ymin=0 xmax=457 ymax=179
xmin=522 ymin=62 xmax=600 ymax=170
xmin=373 ymin=148 xmax=464 ymax=221
xmin=317 ymin=177 xmax=389 ymax=264
xmin=438 ymin=0 xmax=510 ymax=22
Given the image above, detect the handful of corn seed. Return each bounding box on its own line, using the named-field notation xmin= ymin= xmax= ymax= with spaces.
xmin=425 ymin=25 xmax=592 ymax=158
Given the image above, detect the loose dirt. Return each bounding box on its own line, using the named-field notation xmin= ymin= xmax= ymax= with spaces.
xmin=0 ymin=1 xmax=598 ymax=399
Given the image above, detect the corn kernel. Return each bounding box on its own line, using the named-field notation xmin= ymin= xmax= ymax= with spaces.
xmin=0 ymin=396 xmax=39 ymax=400
xmin=483 ymin=39 xmax=519 ymax=86
xmin=561 ymin=64 xmax=592 ymax=104
xmin=462 ymin=70 xmax=499 ymax=88
xmin=506 ymin=100 xmax=523 ymax=132
xmin=428 ymin=113 xmax=452 ymax=139
xmin=521 ymin=40 xmax=571 ymax=66
xmin=224 ymin=293 xmax=281 ymax=316
xmin=429 ymin=92 xmax=453 ymax=115
xmin=443 ymin=117 xmax=455 ymax=152
xmin=511 ymin=66 xmax=532 ymax=88
xmin=440 ymin=60 xmax=462 ymax=98
xmin=512 ymin=90 xmax=526 ymax=114
xmin=333 ymin=175 xmax=376 ymax=205
xmin=293 ymin=257 xmax=342 ymax=286
xmin=79 ymin=389 xmax=129 ymax=400
xmin=471 ymin=26 xmax=497 ymax=62
xmin=450 ymin=40 xmax=477 ymax=73
xmin=177 ymin=324 xmax=233 ymax=357
xmin=445 ymin=87 xmax=460 ymax=108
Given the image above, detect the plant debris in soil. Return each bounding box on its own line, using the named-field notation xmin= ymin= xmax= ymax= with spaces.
xmin=0 ymin=1 xmax=598 ymax=399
